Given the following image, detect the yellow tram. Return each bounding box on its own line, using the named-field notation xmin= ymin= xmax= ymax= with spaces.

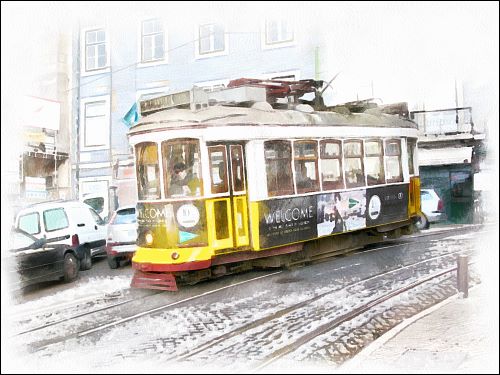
xmin=128 ymin=79 xmax=421 ymax=290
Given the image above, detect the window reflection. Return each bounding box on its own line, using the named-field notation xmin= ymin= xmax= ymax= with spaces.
xmin=136 ymin=142 xmax=160 ymax=200
xmin=162 ymin=139 xmax=203 ymax=198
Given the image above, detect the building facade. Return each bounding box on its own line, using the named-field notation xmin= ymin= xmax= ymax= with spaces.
xmin=411 ymin=107 xmax=486 ymax=224
xmin=72 ymin=9 xmax=321 ymax=218
xmin=4 ymin=28 xmax=73 ymax=218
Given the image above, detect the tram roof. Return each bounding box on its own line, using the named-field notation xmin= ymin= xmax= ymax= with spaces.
xmin=129 ymin=104 xmax=417 ymax=136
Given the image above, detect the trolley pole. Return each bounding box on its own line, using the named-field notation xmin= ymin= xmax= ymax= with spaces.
xmin=457 ymin=254 xmax=469 ymax=298
xmin=314 ymin=46 xmax=320 ymax=81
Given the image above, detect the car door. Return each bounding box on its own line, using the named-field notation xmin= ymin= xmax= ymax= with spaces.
xmin=10 ymin=231 xmax=62 ymax=286
xmin=87 ymin=207 xmax=107 ymax=244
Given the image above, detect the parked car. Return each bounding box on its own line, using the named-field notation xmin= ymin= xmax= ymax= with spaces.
xmin=6 ymin=228 xmax=81 ymax=289
xmin=14 ymin=200 xmax=107 ymax=271
xmin=417 ymin=188 xmax=446 ymax=229
xmin=106 ymin=205 xmax=137 ymax=269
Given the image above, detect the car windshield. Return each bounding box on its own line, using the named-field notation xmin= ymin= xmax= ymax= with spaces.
xmin=421 ymin=191 xmax=432 ymax=200
xmin=113 ymin=208 xmax=136 ymax=225
xmin=10 ymin=230 xmax=36 ymax=250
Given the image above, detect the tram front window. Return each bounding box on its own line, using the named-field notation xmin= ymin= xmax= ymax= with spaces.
xmin=162 ymin=139 xmax=203 ymax=198
xmin=136 ymin=142 xmax=161 ymax=200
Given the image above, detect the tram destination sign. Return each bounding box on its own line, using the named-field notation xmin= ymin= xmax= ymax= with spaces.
xmin=140 ymin=88 xmax=209 ymax=115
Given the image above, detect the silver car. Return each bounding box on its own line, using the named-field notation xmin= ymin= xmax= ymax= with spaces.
xmin=105 ymin=206 xmax=137 ymax=269
xmin=416 ymin=188 xmax=446 ymax=229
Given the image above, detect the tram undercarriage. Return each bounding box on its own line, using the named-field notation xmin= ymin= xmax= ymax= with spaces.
xmin=130 ymin=220 xmax=417 ymax=291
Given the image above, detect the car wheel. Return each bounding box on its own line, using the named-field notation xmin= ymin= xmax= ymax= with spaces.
xmin=80 ymin=247 xmax=92 ymax=270
xmin=63 ymin=253 xmax=79 ymax=282
xmin=107 ymin=256 xmax=119 ymax=269
xmin=415 ymin=213 xmax=429 ymax=230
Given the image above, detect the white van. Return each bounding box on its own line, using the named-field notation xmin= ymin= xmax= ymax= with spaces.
xmin=15 ymin=200 xmax=107 ymax=270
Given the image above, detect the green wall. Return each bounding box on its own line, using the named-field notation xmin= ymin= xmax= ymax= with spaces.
xmin=420 ymin=164 xmax=474 ymax=224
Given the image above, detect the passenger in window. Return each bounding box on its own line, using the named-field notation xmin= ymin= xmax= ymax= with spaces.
xmin=296 ymin=163 xmax=314 ymax=190
xmin=331 ymin=194 xmax=345 ymax=233
xmin=170 ymin=162 xmax=201 ymax=197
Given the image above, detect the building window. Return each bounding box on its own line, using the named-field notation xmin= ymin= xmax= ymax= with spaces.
xmin=196 ymin=80 xmax=228 ymax=92
xmin=294 ymin=140 xmax=319 ymax=194
xmin=264 ymin=140 xmax=294 ymax=197
xmin=136 ymin=87 xmax=170 ymax=103
xmin=385 ymin=139 xmax=403 ymax=183
xmin=141 ymin=19 xmax=165 ymax=63
xmin=85 ymin=29 xmax=108 ymax=71
xmin=136 ymin=142 xmax=161 ymax=200
xmin=344 ymin=140 xmax=365 ymax=189
xmin=264 ymin=19 xmax=294 ymax=46
xmin=320 ymin=139 xmax=344 ymax=191
xmin=365 ymin=140 xmax=385 ymax=186
xmin=198 ymin=23 xmax=226 ymax=56
xmin=81 ymin=99 xmax=109 ymax=150
xmin=450 ymin=171 xmax=473 ymax=198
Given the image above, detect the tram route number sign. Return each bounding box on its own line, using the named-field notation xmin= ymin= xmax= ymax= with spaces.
xmin=259 ymin=196 xmax=318 ymax=248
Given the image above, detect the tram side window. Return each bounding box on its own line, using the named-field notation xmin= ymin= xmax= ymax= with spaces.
xmin=365 ymin=140 xmax=385 ymax=186
xmin=385 ymin=139 xmax=403 ymax=183
xmin=343 ymin=140 xmax=365 ymax=188
xmin=264 ymin=140 xmax=294 ymax=197
xmin=320 ymin=139 xmax=344 ymax=190
xmin=208 ymin=145 xmax=229 ymax=194
xmin=407 ymin=139 xmax=416 ymax=175
xmin=294 ymin=140 xmax=319 ymax=194
xmin=136 ymin=142 xmax=161 ymax=200
xmin=162 ymin=139 xmax=203 ymax=198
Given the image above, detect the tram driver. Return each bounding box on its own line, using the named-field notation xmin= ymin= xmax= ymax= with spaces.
xmin=169 ymin=162 xmax=201 ymax=197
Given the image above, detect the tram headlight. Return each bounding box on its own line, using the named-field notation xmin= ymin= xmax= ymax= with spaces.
xmin=145 ymin=231 xmax=154 ymax=245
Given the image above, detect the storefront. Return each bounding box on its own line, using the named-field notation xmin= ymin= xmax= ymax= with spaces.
xmin=419 ymin=147 xmax=474 ymax=224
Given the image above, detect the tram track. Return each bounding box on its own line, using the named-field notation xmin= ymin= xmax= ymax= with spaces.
xmin=254 ymin=266 xmax=479 ymax=371
xmin=18 ymin=226 xmax=485 ymax=358
xmin=26 ymin=231 xmax=457 ymax=341
xmin=171 ymin=248 xmax=475 ymax=368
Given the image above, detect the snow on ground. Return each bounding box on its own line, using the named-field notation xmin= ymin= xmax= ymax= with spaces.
xmin=8 ymin=275 xmax=131 ymax=318
xmin=2 ymin=225 xmax=495 ymax=374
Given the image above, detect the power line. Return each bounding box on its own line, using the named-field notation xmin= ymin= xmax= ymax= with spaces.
xmin=68 ymin=31 xmax=262 ymax=93
xmin=68 ymin=30 xmax=329 ymax=93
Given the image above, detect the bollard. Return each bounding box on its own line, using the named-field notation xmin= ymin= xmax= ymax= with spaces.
xmin=457 ymin=254 xmax=469 ymax=298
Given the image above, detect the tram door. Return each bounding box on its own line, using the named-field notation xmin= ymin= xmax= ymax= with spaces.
xmin=207 ymin=143 xmax=249 ymax=249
